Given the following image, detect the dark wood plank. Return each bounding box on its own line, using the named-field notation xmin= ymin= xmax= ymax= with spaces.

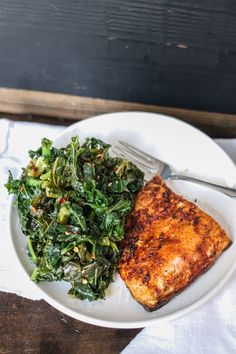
xmin=2 ymin=112 xmax=233 ymax=138
xmin=0 ymin=1 xmax=236 ymax=113
xmin=1 ymin=88 xmax=236 ymax=138
xmin=0 ymin=292 xmax=140 ymax=354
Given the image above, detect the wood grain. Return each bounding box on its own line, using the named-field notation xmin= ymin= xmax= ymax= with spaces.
xmin=0 ymin=1 xmax=236 ymax=113
xmin=1 ymin=88 xmax=236 ymax=137
xmin=0 ymin=292 xmax=140 ymax=354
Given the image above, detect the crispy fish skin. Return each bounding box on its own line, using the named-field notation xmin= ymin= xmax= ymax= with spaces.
xmin=118 ymin=176 xmax=232 ymax=311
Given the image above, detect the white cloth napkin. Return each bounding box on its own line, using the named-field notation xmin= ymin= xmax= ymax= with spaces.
xmin=1 ymin=119 xmax=236 ymax=353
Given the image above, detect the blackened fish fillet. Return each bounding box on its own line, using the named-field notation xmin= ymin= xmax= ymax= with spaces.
xmin=118 ymin=176 xmax=231 ymax=311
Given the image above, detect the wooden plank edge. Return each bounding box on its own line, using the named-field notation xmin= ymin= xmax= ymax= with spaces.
xmin=0 ymin=88 xmax=236 ymax=128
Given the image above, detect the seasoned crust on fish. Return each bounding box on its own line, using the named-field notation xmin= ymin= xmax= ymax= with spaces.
xmin=118 ymin=176 xmax=232 ymax=311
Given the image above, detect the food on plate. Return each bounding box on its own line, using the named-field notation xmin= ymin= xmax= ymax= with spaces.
xmin=118 ymin=175 xmax=232 ymax=311
xmin=5 ymin=136 xmax=144 ymax=301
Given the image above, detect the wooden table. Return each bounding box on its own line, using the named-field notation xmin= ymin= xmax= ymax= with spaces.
xmin=1 ymin=1 xmax=236 ymax=116
xmin=0 ymin=293 xmax=140 ymax=353
xmin=1 ymin=90 xmax=236 ymax=353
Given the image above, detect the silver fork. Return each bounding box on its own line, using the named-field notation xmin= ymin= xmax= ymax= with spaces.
xmin=112 ymin=141 xmax=236 ymax=198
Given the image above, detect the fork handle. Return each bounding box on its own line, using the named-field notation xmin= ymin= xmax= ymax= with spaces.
xmin=168 ymin=175 xmax=236 ymax=198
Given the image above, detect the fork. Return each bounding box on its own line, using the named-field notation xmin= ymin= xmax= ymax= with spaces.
xmin=113 ymin=141 xmax=236 ymax=198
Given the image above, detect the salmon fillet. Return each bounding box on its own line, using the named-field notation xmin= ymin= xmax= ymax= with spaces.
xmin=118 ymin=176 xmax=232 ymax=311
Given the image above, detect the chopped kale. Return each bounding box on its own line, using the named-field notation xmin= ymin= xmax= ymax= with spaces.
xmin=5 ymin=136 xmax=144 ymax=301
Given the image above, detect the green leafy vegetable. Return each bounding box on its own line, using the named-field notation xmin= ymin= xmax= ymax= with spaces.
xmin=5 ymin=136 xmax=144 ymax=301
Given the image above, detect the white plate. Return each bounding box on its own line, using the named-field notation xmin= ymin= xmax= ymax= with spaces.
xmin=9 ymin=112 xmax=236 ymax=328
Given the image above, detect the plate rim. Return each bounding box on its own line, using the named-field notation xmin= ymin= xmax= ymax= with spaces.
xmin=8 ymin=111 xmax=236 ymax=328
xmin=55 ymin=111 xmax=236 ymax=184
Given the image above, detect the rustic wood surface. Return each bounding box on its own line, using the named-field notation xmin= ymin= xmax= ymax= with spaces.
xmin=0 ymin=1 xmax=236 ymax=114
xmin=0 ymin=293 xmax=140 ymax=354
xmin=1 ymin=88 xmax=236 ymax=138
